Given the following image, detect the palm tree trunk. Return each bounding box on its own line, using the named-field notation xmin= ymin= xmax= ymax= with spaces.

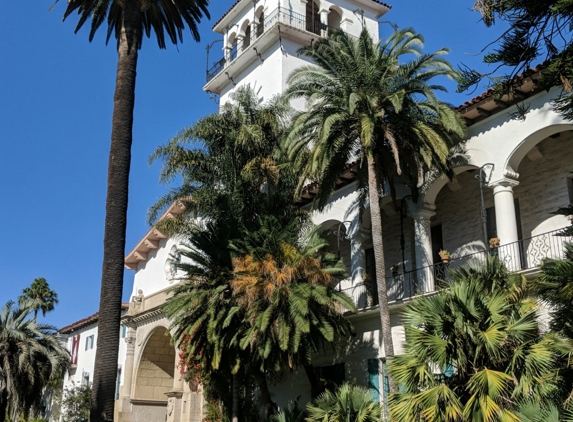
xmin=366 ymin=154 xmax=398 ymax=394
xmin=232 ymin=373 xmax=239 ymax=422
xmin=90 ymin=2 xmax=141 ymax=421
xmin=254 ymin=370 xmax=276 ymax=419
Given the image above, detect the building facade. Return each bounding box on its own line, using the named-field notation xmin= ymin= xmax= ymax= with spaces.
xmin=53 ymin=305 xmax=129 ymax=420
xmin=117 ymin=0 xmax=573 ymax=419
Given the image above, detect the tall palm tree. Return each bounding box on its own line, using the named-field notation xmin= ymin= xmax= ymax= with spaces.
xmin=285 ymin=28 xmax=466 ymax=392
xmin=57 ymin=1 xmax=210 ymax=419
xmin=388 ymin=258 xmax=572 ymax=421
xmin=156 ymin=88 xmax=296 ymax=421
xmin=18 ymin=277 xmax=59 ymax=318
xmin=0 ymin=301 xmax=69 ymax=421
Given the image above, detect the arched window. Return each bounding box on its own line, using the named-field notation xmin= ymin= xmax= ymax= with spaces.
xmin=328 ymin=7 xmax=341 ymax=30
xmin=228 ymin=32 xmax=238 ymax=61
xmin=256 ymin=11 xmax=265 ymax=37
xmin=243 ymin=24 xmax=251 ymax=50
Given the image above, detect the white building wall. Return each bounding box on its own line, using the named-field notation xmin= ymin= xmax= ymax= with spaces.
xmin=132 ymin=237 xmax=180 ymax=299
xmin=219 ymin=40 xmax=286 ymax=106
xmin=63 ymin=324 xmax=98 ymax=390
xmin=62 ymin=321 xmax=128 ymax=393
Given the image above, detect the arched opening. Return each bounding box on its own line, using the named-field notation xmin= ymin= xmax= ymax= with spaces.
xmin=318 ymin=219 xmax=354 ymax=305
xmin=255 ymin=7 xmax=265 ymax=37
xmin=327 ymin=7 xmax=342 ymax=30
xmin=227 ymin=32 xmax=238 ymax=61
xmin=134 ymin=327 xmax=175 ymax=402
xmin=430 ymin=167 xmax=488 ymax=262
xmin=305 ymin=0 xmax=321 ymax=35
xmin=241 ymin=20 xmax=252 ymax=50
xmin=508 ymin=129 xmax=573 ymax=268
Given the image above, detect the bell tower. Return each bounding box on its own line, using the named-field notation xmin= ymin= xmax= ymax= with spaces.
xmin=203 ymin=0 xmax=391 ymax=106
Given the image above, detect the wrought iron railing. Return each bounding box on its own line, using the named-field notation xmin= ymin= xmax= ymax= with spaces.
xmin=206 ymin=6 xmax=332 ymax=83
xmin=341 ymin=227 xmax=573 ymax=310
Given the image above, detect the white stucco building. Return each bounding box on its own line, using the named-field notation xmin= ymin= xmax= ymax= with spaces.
xmin=114 ymin=0 xmax=573 ymax=420
xmin=52 ymin=304 xmax=129 ymax=420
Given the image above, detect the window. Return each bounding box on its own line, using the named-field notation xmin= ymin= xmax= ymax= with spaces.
xmin=367 ymin=359 xmax=381 ymax=402
xmin=243 ymin=25 xmax=251 ymax=50
xmin=256 ymin=12 xmax=265 ymax=37
xmin=85 ymin=335 xmax=94 ymax=351
xmin=71 ymin=334 xmax=80 ymax=365
xmin=121 ymin=324 xmax=127 ymax=338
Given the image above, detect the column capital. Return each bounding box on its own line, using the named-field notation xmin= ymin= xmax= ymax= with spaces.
xmin=410 ymin=204 xmax=436 ymax=220
xmin=489 ymin=177 xmax=519 ymax=191
xmin=319 ymin=8 xmax=330 ymax=15
xmin=350 ymin=227 xmax=370 ymax=241
xmin=489 ymin=170 xmax=519 ymax=189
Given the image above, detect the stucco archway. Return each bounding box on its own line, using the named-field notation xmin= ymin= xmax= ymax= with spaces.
xmin=327 ymin=6 xmax=342 ymax=29
xmin=134 ymin=327 xmax=176 ymax=402
xmin=506 ymin=124 xmax=573 ymax=175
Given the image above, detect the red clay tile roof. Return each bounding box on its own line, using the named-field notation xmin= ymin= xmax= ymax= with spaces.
xmin=59 ymin=303 xmax=130 ymax=334
xmin=454 ymin=61 xmax=548 ymax=112
xmin=213 ymin=0 xmax=392 ymax=30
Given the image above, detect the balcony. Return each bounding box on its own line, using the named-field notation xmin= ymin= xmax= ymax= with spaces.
xmin=341 ymin=227 xmax=573 ymax=311
xmin=206 ymin=6 xmax=331 ymax=84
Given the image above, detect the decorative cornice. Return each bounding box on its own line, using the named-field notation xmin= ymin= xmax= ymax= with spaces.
xmin=129 ymin=308 xmax=165 ymax=327
xmin=124 ymin=201 xmax=185 ymax=270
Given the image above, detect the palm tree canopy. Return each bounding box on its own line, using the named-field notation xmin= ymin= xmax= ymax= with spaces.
xmin=148 ymin=86 xmax=297 ymax=235
xmin=0 ymin=301 xmax=69 ymax=421
xmin=388 ymin=257 xmax=573 ymax=422
xmin=305 ymin=383 xmax=382 ymax=422
xmin=18 ymin=277 xmax=59 ymax=317
xmin=285 ymin=27 xmax=466 ymax=207
xmin=60 ymin=0 xmax=210 ymax=49
xmin=230 ymin=216 xmax=356 ymax=372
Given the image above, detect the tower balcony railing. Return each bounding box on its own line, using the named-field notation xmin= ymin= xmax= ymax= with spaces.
xmin=206 ymin=6 xmax=333 ymax=83
xmin=341 ymin=227 xmax=573 ymax=311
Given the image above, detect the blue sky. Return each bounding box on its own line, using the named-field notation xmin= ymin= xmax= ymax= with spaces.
xmin=0 ymin=0 xmax=508 ymax=329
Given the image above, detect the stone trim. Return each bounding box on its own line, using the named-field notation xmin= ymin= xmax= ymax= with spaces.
xmin=130 ymin=399 xmax=168 ymax=407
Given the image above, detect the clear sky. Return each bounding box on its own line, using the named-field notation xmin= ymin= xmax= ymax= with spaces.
xmin=0 ymin=0 xmax=509 ymax=329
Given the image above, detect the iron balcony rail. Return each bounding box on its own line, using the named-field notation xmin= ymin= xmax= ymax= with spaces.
xmin=206 ymin=6 xmax=330 ymax=83
xmin=341 ymin=227 xmax=573 ymax=310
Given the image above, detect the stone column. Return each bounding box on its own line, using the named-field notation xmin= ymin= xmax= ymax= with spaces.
xmin=411 ymin=205 xmax=436 ymax=295
xmin=491 ymin=177 xmax=521 ymax=271
xmin=319 ymin=9 xmax=329 ymax=37
xmin=117 ymin=325 xmax=136 ymax=413
xmin=166 ymin=348 xmax=184 ymax=422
